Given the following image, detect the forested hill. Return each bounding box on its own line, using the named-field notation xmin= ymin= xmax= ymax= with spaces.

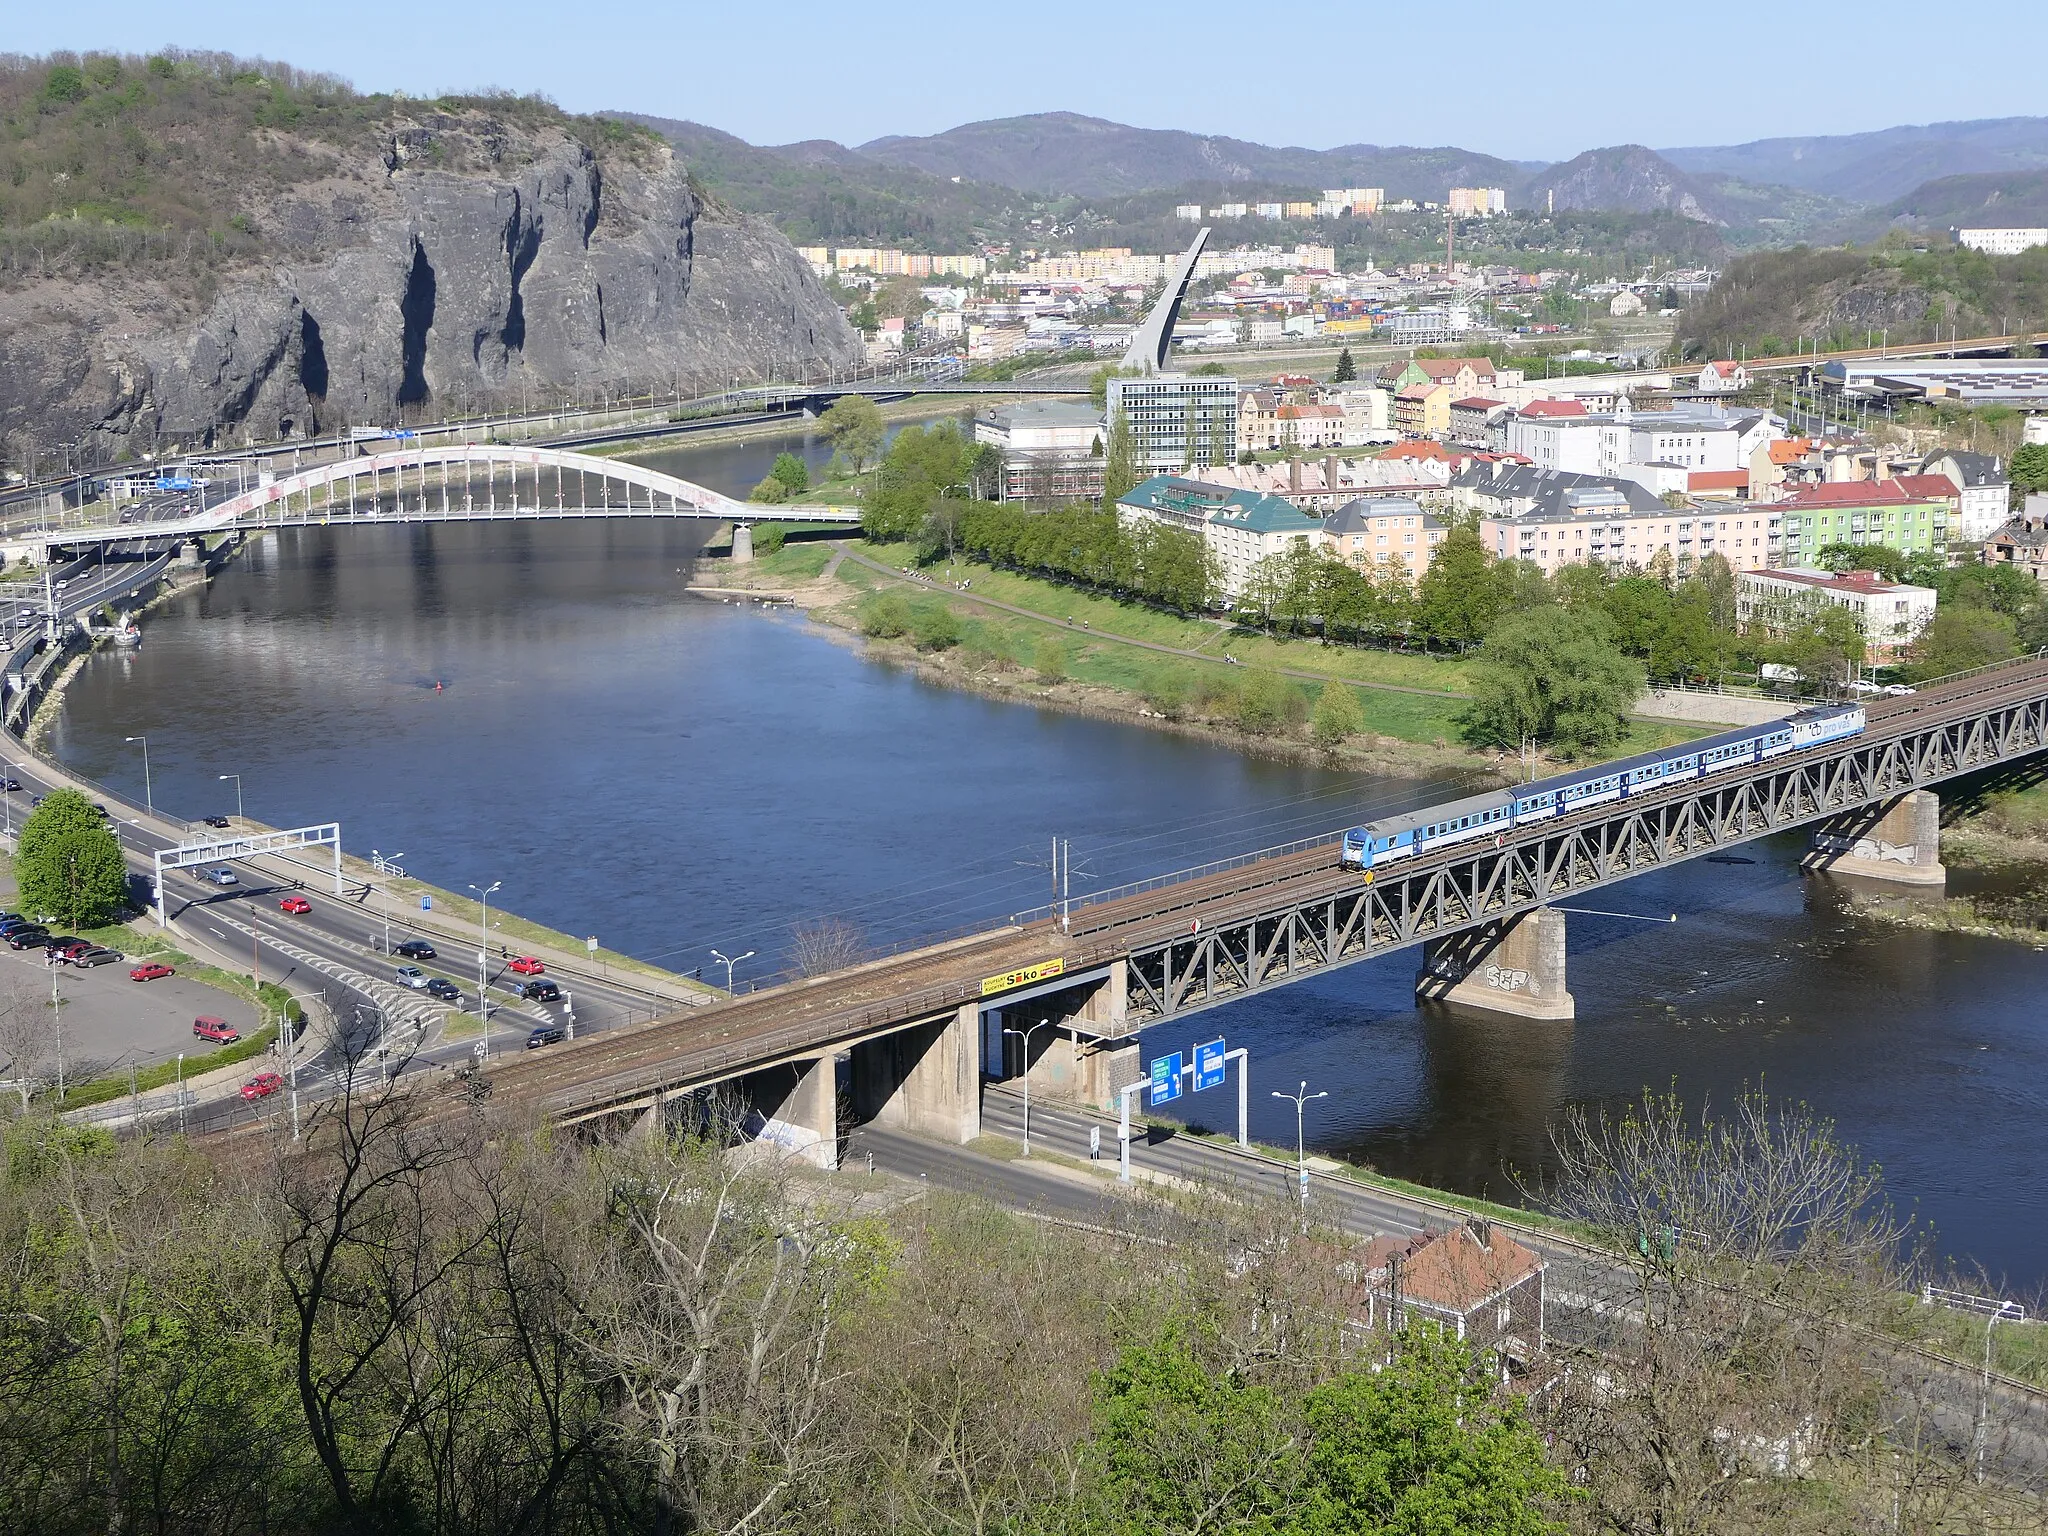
xmin=0 ymin=51 xmax=859 ymax=464
xmin=1677 ymin=240 xmax=2048 ymax=358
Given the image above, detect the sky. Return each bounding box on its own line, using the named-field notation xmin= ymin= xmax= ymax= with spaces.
xmin=11 ymin=0 xmax=2046 ymax=162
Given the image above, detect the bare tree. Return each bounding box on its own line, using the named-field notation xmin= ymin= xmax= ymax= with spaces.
xmin=0 ymin=977 xmax=46 ymax=1110
xmin=788 ymin=918 xmax=865 ymax=979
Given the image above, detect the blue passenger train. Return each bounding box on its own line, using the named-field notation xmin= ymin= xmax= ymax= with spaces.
xmin=1338 ymin=704 xmax=1866 ymax=871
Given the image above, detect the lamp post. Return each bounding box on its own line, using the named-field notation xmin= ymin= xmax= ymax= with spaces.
xmin=1001 ymin=1018 xmax=1057 ymax=1156
xmin=218 ymin=773 xmax=242 ymax=823
xmin=709 ymin=949 xmax=754 ymax=995
xmin=469 ymin=881 xmax=500 ymax=1056
xmin=124 ymin=736 xmax=151 ymax=814
xmin=1271 ymin=1079 xmax=1328 ymax=1220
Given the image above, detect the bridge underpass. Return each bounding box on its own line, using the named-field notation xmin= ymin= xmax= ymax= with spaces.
xmin=347 ymin=653 xmax=2048 ymax=1170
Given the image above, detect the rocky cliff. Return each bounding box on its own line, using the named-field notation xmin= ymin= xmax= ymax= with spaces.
xmin=0 ymin=98 xmax=861 ymax=460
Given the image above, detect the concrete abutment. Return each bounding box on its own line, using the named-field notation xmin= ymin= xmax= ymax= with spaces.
xmin=744 ymin=1057 xmax=838 ymax=1169
xmin=993 ymin=960 xmax=1143 ymax=1112
xmin=850 ymin=1001 xmax=981 ymax=1143
xmin=1805 ymin=789 xmax=1945 ymax=887
xmin=1415 ymin=906 xmax=1575 ymax=1022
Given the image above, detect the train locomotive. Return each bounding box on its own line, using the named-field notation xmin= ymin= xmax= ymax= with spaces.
xmin=1339 ymin=704 xmax=1866 ymax=871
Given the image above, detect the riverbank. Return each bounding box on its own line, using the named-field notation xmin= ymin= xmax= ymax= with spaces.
xmin=697 ymin=538 xmax=1704 ymax=783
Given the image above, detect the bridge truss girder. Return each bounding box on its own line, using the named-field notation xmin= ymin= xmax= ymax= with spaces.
xmin=1121 ymin=694 xmax=2048 ymax=1025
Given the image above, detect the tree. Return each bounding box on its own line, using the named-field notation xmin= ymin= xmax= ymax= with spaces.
xmin=1904 ymin=604 xmax=2016 ymax=681
xmin=15 ymin=789 xmax=128 ymax=928
xmin=768 ymin=451 xmax=809 ymax=495
xmin=864 ymin=420 xmax=975 ymax=542
xmin=1101 ymin=408 xmax=1139 ymax=509
xmin=1814 ymin=541 xmax=1909 ymax=581
xmin=820 ymin=395 xmax=885 ymax=475
xmin=1311 ymin=681 xmax=1366 ymax=748
xmin=747 ymin=475 xmax=790 ymax=504
xmin=1332 ymin=347 xmax=1357 ymax=383
xmin=1415 ymin=526 xmax=1509 ymax=650
xmin=2010 ymin=441 xmax=2048 ymax=495
xmin=1463 ymin=606 xmax=1645 ymax=754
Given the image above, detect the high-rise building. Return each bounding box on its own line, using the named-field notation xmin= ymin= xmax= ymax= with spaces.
xmin=1108 ymin=374 xmax=1241 ymax=473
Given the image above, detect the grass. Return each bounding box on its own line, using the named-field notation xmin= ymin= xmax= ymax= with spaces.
xmin=748 ymin=542 xmax=834 ymax=580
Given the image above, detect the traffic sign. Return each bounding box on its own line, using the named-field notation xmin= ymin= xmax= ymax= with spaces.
xmin=420 ymin=895 xmax=431 ymax=910
xmin=1194 ymin=1038 xmax=1227 ymax=1092
xmin=1149 ymin=1052 xmax=1184 ymax=1106
xmin=586 ymin=935 xmax=599 ymax=954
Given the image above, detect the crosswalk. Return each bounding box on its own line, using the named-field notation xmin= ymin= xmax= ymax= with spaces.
xmin=207 ymin=910 xmax=443 ymax=1032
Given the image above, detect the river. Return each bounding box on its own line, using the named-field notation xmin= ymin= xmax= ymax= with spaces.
xmin=44 ymin=420 xmax=2048 ymax=1285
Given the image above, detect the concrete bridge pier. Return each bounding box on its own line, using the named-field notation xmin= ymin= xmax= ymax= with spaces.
xmin=1415 ymin=906 xmax=1575 ymax=1022
xmin=850 ymin=1002 xmax=981 ymax=1143
xmin=731 ymin=522 xmax=754 ymax=564
xmin=744 ymin=1057 xmax=839 ymax=1169
xmin=1000 ymin=960 xmax=1143 ymax=1112
xmin=1804 ymin=790 xmax=1945 ymax=886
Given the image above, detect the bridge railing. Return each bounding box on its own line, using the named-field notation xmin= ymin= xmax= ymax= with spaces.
xmin=1008 ymin=828 xmax=1345 ymax=931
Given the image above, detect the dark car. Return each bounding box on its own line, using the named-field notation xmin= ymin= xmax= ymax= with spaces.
xmin=394 ymin=939 xmax=437 ymax=961
xmin=45 ymin=937 xmax=89 ymax=960
xmin=0 ymin=779 xmax=21 ymax=793
xmin=6 ymin=928 xmax=49 ymax=951
xmin=202 ymin=815 xmax=231 ymax=829
xmin=526 ymin=1025 xmax=567 ymax=1049
xmin=423 ymin=977 xmax=460 ymax=1002
xmin=0 ymin=916 xmax=38 ymax=937
xmin=518 ymin=979 xmax=562 ymax=1003
xmin=72 ymin=947 xmax=122 ymax=967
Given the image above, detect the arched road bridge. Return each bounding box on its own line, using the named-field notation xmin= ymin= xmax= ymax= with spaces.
xmin=29 ymin=443 xmax=857 ymax=556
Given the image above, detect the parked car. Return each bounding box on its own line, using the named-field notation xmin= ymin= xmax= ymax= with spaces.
xmin=46 ymin=937 xmax=91 ymax=961
xmin=5 ymin=927 xmax=49 ymax=950
xmin=202 ymin=815 xmax=231 ymax=829
xmin=240 ymin=1072 xmax=284 ymax=1101
xmin=278 ymin=895 xmax=311 ymax=915
xmin=0 ymin=916 xmax=37 ymax=937
xmin=508 ymin=955 xmax=546 ymax=976
xmin=526 ymin=1025 xmax=566 ymax=1049
xmin=193 ymin=1016 xmax=240 ymax=1044
xmin=205 ymin=867 xmax=238 ymax=886
xmin=394 ymin=939 xmax=437 ymax=960
xmin=129 ymin=962 xmax=176 ymax=982
xmin=518 ymin=978 xmax=562 ymax=1003
xmin=72 ymin=948 xmax=122 ymax=967
xmin=424 ymin=977 xmax=461 ymax=1002
xmin=394 ymin=966 xmax=430 ymax=990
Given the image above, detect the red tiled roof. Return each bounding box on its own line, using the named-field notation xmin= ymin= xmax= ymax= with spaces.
xmin=1360 ymin=1224 xmax=1542 ymax=1315
xmin=1779 ymin=478 xmax=1921 ymax=508
xmin=1520 ymin=398 xmax=1587 ymax=418
xmin=1766 ymin=439 xmax=1812 ymax=465
xmin=1894 ymin=473 xmax=1960 ymax=500
xmin=1415 ymin=357 xmax=1495 ymax=380
xmin=1689 ymin=469 xmax=1750 ymax=490
xmin=1452 ymin=396 xmax=1504 ymax=410
xmin=1381 ymin=439 xmax=1455 ymax=461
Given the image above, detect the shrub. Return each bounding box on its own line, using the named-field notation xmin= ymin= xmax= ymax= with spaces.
xmin=1232 ymin=669 xmax=1304 ymax=736
xmin=1142 ymin=669 xmax=1191 ymax=719
xmin=754 ymin=523 xmax=788 ymax=554
xmin=768 ymin=451 xmax=810 ymax=495
xmin=910 ymin=605 xmax=963 ymax=652
xmin=1311 ymin=681 xmax=1367 ymax=747
xmin=1033 ymin=636 xmax=1068 ymax=681
xmin=859 ymin=592 xmax=912 ymax=639
xmin=747 ymin=475 xmax=790 ymax=504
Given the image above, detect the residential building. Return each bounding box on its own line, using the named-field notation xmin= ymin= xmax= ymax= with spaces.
xmin=1688 ymin=469 xmax=1751 ymax=500
xmin=1984 ymin=496 xmax=2048 ymax=583
xmin=1449 ymin=397 xmax=1511 ymax=449
xmin=1394 ymin=382 xmax=1453 ymax=439
xmin=1334 ymin=385 xmax=1394 ymax=443
xmin=1283 ymin=201 xmax=1318 ymax=218
xmin=1387 ymin=357 xmax=1520 ymax=399
xmin=974 ymin=401 xmax=1106 ymax=502
xmin=1697 ymin=359 xmax=1749 ymax=394
xmin=1116 ymin=475 xmax=1324 ymax=598
xmin=1483 ymin=493 xmax=1783 ymax=575
xmin=1958 ymin=228 xmax=2048 ymax=257
xmin=1919 ymin=450 xmax=2010 ymax=542
xmin=1277 ymin=402 xmax=1347 ymax=448
xmin=1237 ymin=389 xmax=1281 ymax=455
xmin=1108 ymin=373 xmax=1241 ymax=473
xmin=1175 ymin=204 xmax=1203 ymax=221
xmin=1322 ymin=495 xmax=1445 ymax=584
xmin=1507 ymin=398 xmax=1771 ymax=477
xmin=1324 ymin=187 xmax=1384 ymax=214
xmin=1736 ymin=568 xmax=1936 ymax=659
xmin=1447 ymin=187 xmax=1507 ymax=217
xmin=1773 ymin=480 xmax=1951 ymax=565
xmin=1609 ymin=290 xmax=1646 ymax=317
xmin=1255 ymin=202 xmax=1284 ymax=218
xmin=1354 ymin=1221 xmax=1545 ymax=1361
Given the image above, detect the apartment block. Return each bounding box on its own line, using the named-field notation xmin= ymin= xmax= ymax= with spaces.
xmin=1108 ymin=374 xmax=1242 ymax=473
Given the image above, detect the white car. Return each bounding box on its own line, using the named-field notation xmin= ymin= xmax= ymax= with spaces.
xmin=1881 ymin=683 xmax=1917 ymax=697
xmin=394 ymin=966 xmax=429 ymax=990
xmin=206 ymin=867 xmax=238 ymax=886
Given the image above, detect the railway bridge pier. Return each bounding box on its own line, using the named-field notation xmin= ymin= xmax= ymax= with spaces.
xmin=1805 ymin=788 xmax=1947 ymax=886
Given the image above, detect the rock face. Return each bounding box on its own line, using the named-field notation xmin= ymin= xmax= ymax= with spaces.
xmin=1524 ymin=145 xmax=1725 ymax=225
xmin=0 ymin=109 xmax=862 ymax=457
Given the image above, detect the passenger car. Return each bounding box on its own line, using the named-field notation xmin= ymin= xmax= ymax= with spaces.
xmin=279 ymin=895 xmax=311 ymax=915
xmin=424 ymin=977 xmax=460 ymax=1002
xmin=129 ymin=962 xmax=176 ymax=982
xmin=394 ymin=966 xmax=430 ymax=990
xmin=6 ymin=928 xmax=49 ymax=950
xmin=73 ymin=948 xmax=123 ymax=967
xmin=394 ymin=939 xmax=437 ymax=960
xmin=241 ymin=1072 xmax=284 ymax=1101
xmin=518 ymin=978 xmax=562 ymax=1003
xmin=206 ymin=867 xmax=238 ymax=886
xmin=508 ymin=955 xmax=546 ymax=976
xmin=526 ymin=1025 xmax=566 ymax=1049
xmin=193 ymin=1016 xmax=240 ymax=1043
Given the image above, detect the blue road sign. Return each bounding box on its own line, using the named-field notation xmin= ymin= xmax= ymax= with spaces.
xmin=420 ymin=895 xmax=432 ymax=910
xmin=1194 ymin=1038 xmax=1227 ymax=1092
xmin=1149 ymin=1052 xmax=1184 ymax=1107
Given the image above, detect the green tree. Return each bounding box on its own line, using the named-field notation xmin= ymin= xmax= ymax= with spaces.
xmin=1778 ymin=599 xmax=1866 ymax=686
xmin=909 ymin=605 xmax=963 ymax=653
xmin=1102 ymin=408 xmax=1139 ymax=509
xmin=820 ymin=395 xmax=886 ymax=475
xmin=746 ymin=475 xmax=790 ymax=504
xmin=864 ymin=421 xmax=974 ymax=542
xmin=1332 ymin=347 xmax=1357 ymax=383
xmin=15 ymin=789 xmax=129 ymax=928
xmin=1416 ymin=525 xmax=1509 ymax=650
xmin=1311 ymin=681 xmax=1367 ymax=748
xmin=2010 ymin=441 xmax=2048 ymax=494
xmin=1033 ymin=636 xmax=1068 ymax=680
xmin=1904 ymin=605 xmax=2016 ymax=682
xmin=768 ymin=452 xmax=809 ymax=495
xmin=1813 ymin=541 xmax=1909 ymax=581
xmin=1463 ymin=606 xmax=1645 ymax=754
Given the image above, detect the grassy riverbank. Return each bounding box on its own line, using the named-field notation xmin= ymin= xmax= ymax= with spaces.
xmin=716 ymin=538 xmax=1706 ymax=781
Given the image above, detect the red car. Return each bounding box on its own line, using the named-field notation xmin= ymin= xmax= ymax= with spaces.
xmin=279 ymin=895 xmax=311 ymax=915
xmin=508 ymin=955 xmax=546 ymax=976
xmin=130 ymin=962 xmax=176 ymax=982
xmin=193 ymin=1016 xmax=240 ymax=1044
xmin=241 ymin=1072 xmax=283 ymax=1101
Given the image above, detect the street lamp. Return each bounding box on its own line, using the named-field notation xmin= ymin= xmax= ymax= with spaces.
xmin=469 ymin=881 xmax=501 ymax=1054
xmin=218 ymin=773 xmax=242 ymax=822
xmin=1001 ymin=1018 xmax=1057 ymax=1156
xmin=125 ymin=736 xmax=151 ymax=814
xmin=1271 ymin=1079 xmax=1328 ymax=1217
xmin=709 ymin=949 xmax=754 ymax=995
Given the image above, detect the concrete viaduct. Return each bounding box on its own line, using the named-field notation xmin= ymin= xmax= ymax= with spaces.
xmin=408 ymin=653 xmax=2048 ymax=1169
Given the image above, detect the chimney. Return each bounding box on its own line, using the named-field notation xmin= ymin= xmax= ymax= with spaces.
xmin=1290 ymin=458 xmax=1302 ymax=494
xmin=1325 ymin=453 xmax=1340 ymax=495
xmin=1468 ymin=1216 xmax=1493 ymax=1251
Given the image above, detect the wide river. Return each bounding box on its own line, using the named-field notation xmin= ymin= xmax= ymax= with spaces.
xmin=47 ymin=420 xmax=2048 ymax=1283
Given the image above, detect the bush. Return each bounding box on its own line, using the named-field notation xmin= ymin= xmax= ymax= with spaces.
xmin=747 ymin=476 xmax=790 ymax=504
xmin=754 ymin=523 xmax=788 ymax=554
xmin=768 ymin=451 xmax=810 ymax=495
xmin=1033 ymin=636 xmax=1068 ymax=681
xmin=1311 ymin=681 xmax=1367 ymax=747
xmin=859 ymin=592 xmax=912 ymax=639
xmin=909 ymin=605 xmax=963 ymax=652
xmin=1142 ymin=669 xmax=1190 ymax=719
xmin=1232 ymin=669 xmax=1304 ymax=736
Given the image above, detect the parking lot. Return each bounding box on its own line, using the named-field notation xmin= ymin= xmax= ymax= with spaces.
xmin=0 ymin=935 xmax=262 ymax=1080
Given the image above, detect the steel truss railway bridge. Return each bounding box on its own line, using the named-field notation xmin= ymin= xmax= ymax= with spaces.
xmin=321 ymin=651 xmax=2048 ymax=1169
xmin=28 ymin=443 xmax=857 ymax=556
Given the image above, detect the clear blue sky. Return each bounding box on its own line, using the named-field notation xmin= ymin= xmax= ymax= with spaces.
xmin=13 ymin=0 xmax=2046 ymax=162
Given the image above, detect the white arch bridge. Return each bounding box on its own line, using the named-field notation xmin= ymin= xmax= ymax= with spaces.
xmin=35 ymin=444 xmax=856 ymax=552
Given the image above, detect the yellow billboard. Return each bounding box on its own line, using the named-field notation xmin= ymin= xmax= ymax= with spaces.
xmin=980 ymin=957 xmax=1066 ymax=996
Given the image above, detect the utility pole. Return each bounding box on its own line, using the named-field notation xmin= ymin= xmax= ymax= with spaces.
xmin=1002 ymin=1018 xmax=1057 ymax=1155
xmin=1271 ymin=1079 xmax=1328 ymax=1225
